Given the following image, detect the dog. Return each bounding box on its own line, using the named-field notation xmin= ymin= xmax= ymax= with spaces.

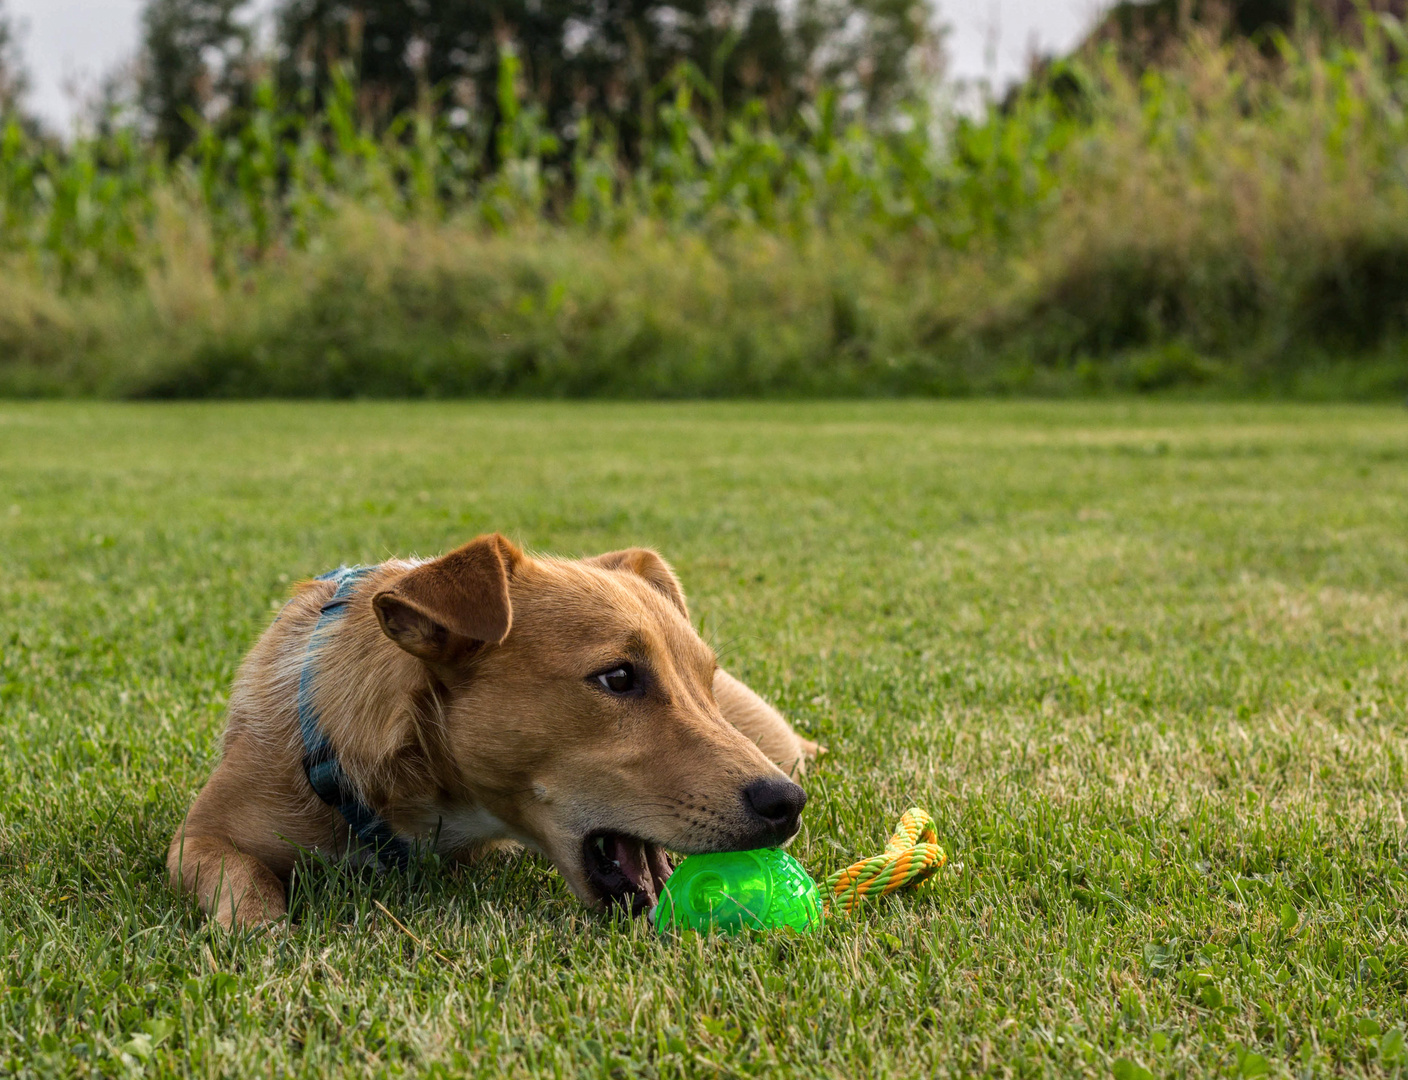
xmin=169 ymin=534 xmax=820 ymax=928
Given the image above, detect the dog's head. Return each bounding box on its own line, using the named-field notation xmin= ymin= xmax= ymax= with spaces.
xmin=371 ymin=533 xmax=805 ymax=914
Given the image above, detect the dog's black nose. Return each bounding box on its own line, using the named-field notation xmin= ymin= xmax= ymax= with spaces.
xmin=742 ymin=777 xmax=807 ymax=841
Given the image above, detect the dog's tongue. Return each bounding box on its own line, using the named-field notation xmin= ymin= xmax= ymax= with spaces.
xmin=611 ymin=836 xmax=672 ymax=905
xmin=648 ymin=845 xmax=674 ymax=889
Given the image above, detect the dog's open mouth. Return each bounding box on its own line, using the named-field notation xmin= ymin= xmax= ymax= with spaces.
xmin=583 ymin=832 xmax=675 ymax=915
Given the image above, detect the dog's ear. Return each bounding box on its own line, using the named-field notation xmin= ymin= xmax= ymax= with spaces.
xmin=585 ymin=548 xmax=689 ymax=620
xmin=373 ymin=533 xmax=521 ymax=661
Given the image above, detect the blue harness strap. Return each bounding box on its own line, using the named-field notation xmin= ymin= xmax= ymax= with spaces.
xmin=297 ymin=565 xmax=412 ymax=871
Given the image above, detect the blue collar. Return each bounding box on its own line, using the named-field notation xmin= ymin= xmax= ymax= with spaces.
xmin=298 ymin=565 xmax=412 ymax=870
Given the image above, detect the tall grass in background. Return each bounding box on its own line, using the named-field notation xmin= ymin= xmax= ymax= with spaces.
xmin=2 ymin=17 xmax=1408 ymax=398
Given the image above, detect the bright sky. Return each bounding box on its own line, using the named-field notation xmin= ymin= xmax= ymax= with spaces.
xmin=9 ymin=0 xmax=1111 ymax=133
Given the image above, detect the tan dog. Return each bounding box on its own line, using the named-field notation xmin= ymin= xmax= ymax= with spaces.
xmin=169 ymin=534 xmax=819 ymax=928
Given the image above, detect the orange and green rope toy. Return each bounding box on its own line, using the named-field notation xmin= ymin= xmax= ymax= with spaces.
xmin=822 ymin=808 xmax=947 ymax=914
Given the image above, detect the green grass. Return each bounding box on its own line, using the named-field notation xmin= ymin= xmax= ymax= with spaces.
xmin=2 ymin=400 xmax=1407 ymax=1078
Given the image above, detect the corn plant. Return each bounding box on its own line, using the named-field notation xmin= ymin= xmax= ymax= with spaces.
xmin=0 ymin=15 xmax=1407 ymax=305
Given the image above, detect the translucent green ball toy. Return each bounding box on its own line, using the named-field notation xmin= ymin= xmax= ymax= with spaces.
xmin=653 ymin=848 xmax=822 ymax=935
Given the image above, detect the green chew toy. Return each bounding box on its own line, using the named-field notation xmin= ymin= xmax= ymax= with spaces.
xmin=653 ymin=848 xmax=822 ymax=935
xmin=652 ymin=809 xmax=946 ymax=935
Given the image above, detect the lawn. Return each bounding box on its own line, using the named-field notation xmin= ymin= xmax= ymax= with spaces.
xmin=1 ymin=400 xmax=1406 ymax=1079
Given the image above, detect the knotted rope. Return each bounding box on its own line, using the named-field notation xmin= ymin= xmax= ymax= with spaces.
xmin=822 ymin=807 xmax=946 ymax=915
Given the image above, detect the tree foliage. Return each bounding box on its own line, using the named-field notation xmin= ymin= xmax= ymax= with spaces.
xmin=139 ymin=0 xmax=255 ymax=152
xmin=1086 ymin=0 xmax=1408 ymax=65
xmin=274 ymin=0 xmax=939 ymax=146
xmin=131 ymin=0 xmax=937 ymax=157
xmin=0 ymin=0 xmax=29 ymax=121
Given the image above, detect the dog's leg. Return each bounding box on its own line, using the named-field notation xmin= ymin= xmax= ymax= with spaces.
xmin=167 ymin=830 xmax=287 ymax=929
xmin=168 ymin=747 xmax=299 ymax=929
xmin=714 ymin=669 xmax=822 ymax=778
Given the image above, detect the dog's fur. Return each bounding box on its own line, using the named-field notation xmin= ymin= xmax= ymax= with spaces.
xmin=169 ymin=534 xmax=819 ymax=928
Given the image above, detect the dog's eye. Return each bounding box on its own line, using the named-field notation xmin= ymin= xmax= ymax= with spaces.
xmin=594 ymin=665 xmax=636 ymax=695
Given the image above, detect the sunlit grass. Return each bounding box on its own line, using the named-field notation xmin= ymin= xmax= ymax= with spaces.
xmin=1 ymin=401 xmax=1405 ymax=1077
